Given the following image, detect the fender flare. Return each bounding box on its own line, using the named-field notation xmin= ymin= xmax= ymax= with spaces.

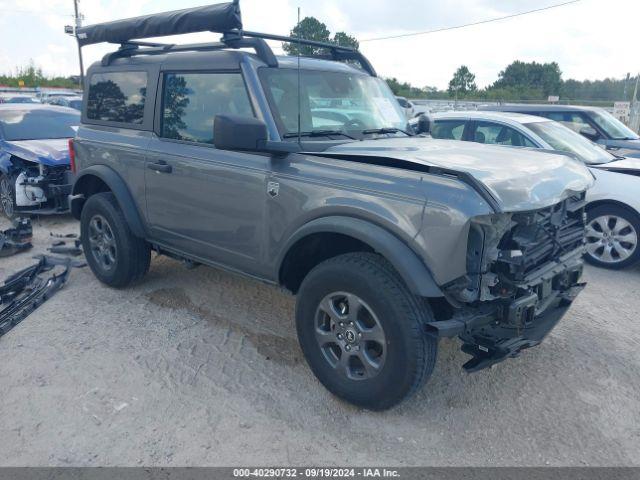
xmin=278 ymin=216 xmax=443 ymax=297
xmin=71 ymin=165 xmax=146 ymax=238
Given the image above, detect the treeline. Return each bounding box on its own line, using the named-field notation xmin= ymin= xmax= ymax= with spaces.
xmin=387 ymin=60 xmax=637 ymax=103
xmin=0 ymin=62 xmax=78 ymax=89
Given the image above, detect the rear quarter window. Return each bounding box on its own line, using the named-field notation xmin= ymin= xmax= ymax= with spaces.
xmin=86 ymin=71 xmax=148 ymax=124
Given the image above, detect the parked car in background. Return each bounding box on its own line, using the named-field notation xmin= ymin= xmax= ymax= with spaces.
xmin=480 ymin=104 xmax=640 ymax=158
xmin=48 ymin=96 xmax=83 ymax=111
xmin=37 ymin=90 xmax=78 ymax=104
xmin=0 ymin=93 xmax=40 ymax=104
xmin=395 ymin=96 xmax=415 ymax=119
xmin=430 ymin=111 xmax=640 ymax=269
xmin=0 ymin=104 xmax=78 ymax=218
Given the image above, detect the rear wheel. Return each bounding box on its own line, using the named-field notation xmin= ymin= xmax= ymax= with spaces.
xmin=295 ymin=252 xmax=437 ymax=410
xmin=585 ymin=204 xmax=640 ymax=269
xmin=80 ymin=192 xmax=151 ymax=287
xmin=0 ymin=174 xmax=16 ymax=219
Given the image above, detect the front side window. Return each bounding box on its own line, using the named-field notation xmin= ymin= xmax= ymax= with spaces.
xmin=431 ymin=120 xmax=466 ymax=140
xmin=525 ymin=120 xmax=615 ymax=165
xmin=260 ymin=69 xmax=407 ymax=138
xmin=161 ymin=72 xmax=254 ymax=144
xmin=472 ymin=121 xmax=536 ymax=147
xmin=589 ymin=109 xmax=639 ymax=140
xmin=86 ymin=71 xmax=147 ymax=124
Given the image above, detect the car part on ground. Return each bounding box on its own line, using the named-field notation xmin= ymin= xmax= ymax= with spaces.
xmin=0 ymin=256 xmax=82 ymax=338
xmin=69 ymin=0 xmax=592 ymax=410
xmin=0 ymin=218 xmax=33 ymax=257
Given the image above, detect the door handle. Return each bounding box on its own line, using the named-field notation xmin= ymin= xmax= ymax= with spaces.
xmin=147 ymin=161 xmax=172 ymax=174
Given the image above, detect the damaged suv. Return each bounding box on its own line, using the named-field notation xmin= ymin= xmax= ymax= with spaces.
xmin=69 ymin=2 xmax=593 ymax=410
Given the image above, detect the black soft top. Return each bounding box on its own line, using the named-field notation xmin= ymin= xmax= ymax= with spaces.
xmin=76 ymin=2 xmax=241 ymax=47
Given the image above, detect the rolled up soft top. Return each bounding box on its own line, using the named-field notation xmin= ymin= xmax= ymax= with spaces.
xmin=75 ymin=1 xmax=242 ymax=47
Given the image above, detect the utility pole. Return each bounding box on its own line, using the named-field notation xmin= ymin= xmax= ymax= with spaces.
xmin=73 ymin=0 xmax=84 ymax=89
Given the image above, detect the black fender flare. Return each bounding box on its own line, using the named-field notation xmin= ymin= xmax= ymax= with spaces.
xmin=71 ymin=165 xmax=146 ymax=238
xmin=278 ymin=216 xmax=443 ymax=297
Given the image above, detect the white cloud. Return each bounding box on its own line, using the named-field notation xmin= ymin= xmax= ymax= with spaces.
xmin=0 ymin=0 xmax=638 ymax=89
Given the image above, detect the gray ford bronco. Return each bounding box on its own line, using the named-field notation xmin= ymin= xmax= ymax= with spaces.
xmin=69 ymin=2 xmax=593 ymax=410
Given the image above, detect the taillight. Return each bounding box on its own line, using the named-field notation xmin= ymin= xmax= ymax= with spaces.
xmin=68 ymin=138 xmax=76 ymax=173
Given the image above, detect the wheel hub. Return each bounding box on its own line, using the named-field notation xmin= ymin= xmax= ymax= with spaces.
xmin=314 ymin=292 xmax=387 ymax=381
xmin=586 ymin=214 xmax=638 ymax=264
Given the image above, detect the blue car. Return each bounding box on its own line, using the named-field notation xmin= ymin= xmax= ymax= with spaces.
xmin=0 ymin=104 xmax=79 ymax=217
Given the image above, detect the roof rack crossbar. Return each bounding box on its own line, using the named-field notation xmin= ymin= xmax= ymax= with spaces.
xmin=101 ymin=35 xmax=277 ymax=67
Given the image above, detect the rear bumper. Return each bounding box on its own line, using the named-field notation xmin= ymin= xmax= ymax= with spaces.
xmin=427 ymin=248 xmax=586 ymax=372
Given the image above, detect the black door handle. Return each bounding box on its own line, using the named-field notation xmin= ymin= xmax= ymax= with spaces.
xmin=147 ymin=161 xmax=172 ymax=174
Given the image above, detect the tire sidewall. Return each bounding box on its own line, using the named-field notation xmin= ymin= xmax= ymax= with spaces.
xmin=81 ymin=194 xmax=130 ymax=285
xmin=296 ymin=257 xmax=429 ymax=409
xmin=585 ymin=204 xmax=640 ymax=269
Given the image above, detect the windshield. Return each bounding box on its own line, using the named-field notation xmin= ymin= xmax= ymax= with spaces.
xmin=259 ymin=69 xmax=407 ymax=139
xmin=525 ymin=120 xmax=616 ymax=165
xmin=589 ymin=109 xmax=639 ymax=140
xmin=0 ymin=109 xmax=79 ymax=141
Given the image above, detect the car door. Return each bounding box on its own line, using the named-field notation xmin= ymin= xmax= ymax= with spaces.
xmin=144 ymin=70 xmax=270 ymax=276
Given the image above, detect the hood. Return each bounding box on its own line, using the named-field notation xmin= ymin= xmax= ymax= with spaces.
xmin=2 ymin=139 xmax=71 ymax=167
xmin=323 ymin=138 xmax=594 ymax=212
xmin=591 ymin=157 xmax=640 ymax=177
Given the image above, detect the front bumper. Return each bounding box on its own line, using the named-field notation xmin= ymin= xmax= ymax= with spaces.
xmin=427 ymin=248 xmax=586 ymax=372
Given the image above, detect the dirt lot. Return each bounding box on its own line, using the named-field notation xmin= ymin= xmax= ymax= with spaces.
xmin=0 ymin=215 xmax=639 ymax=467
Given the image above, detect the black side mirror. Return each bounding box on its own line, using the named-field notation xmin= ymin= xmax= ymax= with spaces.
xmin=579 ymin=126 xmax=599 ymax=141
xmin=214 ymin=115 xmax=301 ymax=155
xmin=416 ymin=114 xmax=431 ymax=135
xmin=214 ymin=115 xmax=268 ymax=152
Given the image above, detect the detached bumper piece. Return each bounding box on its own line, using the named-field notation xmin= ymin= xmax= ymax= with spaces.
xmin=0 ymin=218 xmax=33 ymax=258
xmin=0 ymin=256 xmax=82 ymax=338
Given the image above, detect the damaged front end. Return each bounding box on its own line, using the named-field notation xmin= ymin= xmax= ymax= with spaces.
xmin=429 ymin=193 xmax=587 ymax=372
xmin=11 ymin=159 xmax=72 ymax=215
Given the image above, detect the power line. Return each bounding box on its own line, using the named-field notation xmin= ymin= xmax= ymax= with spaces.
xmin=360 ymin=0 xmax=581 ymax=42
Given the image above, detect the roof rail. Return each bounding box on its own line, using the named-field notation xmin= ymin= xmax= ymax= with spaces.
xmin=79 ymin=1 xmax=376 ymax=76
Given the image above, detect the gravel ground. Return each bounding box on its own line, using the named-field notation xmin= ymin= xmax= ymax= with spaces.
xmin=0 ymin=215 xmax=639 ymax=467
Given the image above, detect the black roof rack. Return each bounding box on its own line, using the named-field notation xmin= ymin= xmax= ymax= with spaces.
xmin=78 ymin=1 xmax=376 ymax=76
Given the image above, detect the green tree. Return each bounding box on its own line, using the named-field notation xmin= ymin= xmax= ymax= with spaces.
xmin=448 ymin=66 xmax=477 ymax=98
xmin=283 ymin=17 xmax=331 ymax=56
xmin=283 ymin=17 xmax=360 ymax=56
xmin=332 ymin=31 xmax=359 ymax=50
xmin=491 ymin=60 xmax=562 ymax=97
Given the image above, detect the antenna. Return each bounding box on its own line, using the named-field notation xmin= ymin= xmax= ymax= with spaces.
xmin=297 ymin=6 xmax=302 ymax=147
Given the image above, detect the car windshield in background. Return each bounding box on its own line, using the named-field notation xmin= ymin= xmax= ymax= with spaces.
xmin=525 ymin=120 xmax=616 ymax=165
xmin=589 ymin=109 xmax=639 ymax=140
xmin=260 ymin=69 xmax=407 ymax=138
xmin=0 ymin=109 xmax=79 ymax=141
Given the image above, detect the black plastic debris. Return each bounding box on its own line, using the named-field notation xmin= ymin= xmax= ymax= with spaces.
xmin=0 ymin=218 xmax=33 ymax=258
xmin=0 ymin=256 xmax=83 ymax=339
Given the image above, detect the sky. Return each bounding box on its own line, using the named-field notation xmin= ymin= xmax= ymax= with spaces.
xmin=0 ymin=0 xmax=638 ymax=90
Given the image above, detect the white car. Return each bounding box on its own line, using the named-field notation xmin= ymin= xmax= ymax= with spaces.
xmin=428 ymin=111 xmax=640 ymax=269
xmin=395 ymin=96 xmax=415 ymax=119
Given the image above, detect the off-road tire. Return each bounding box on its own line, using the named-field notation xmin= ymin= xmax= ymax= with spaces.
xmin=0 ymin=174 xmax=16 ymax=219
xmin=295 ymin=252 xmax=438 ymax=410
xmin=80 ymin=192 xmax=151 ymax=288
xmin=585 ymin=204 xmax=640 ymax=270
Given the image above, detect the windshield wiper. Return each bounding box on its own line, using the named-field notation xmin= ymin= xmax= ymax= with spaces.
xmin=283 ymin=130 xmax=355 ymax=140
xmin=361 ymin=127 xmax=413 ymax=137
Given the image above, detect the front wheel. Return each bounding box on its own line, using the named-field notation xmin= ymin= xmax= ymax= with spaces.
xmin=0 ymin=174 xmax=16 ymax=219
xmin=295 ymin=252 xmax=437 ymax=410
xmin=585 ymin=204 xmax=640 ymax=269
xmin=80 ymin=192 xmax=151 ymax=288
